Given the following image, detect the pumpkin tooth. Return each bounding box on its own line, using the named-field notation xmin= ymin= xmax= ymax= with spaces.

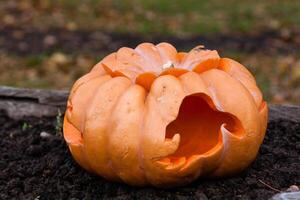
xmin=148 ymin=133 xmax=181 ymax=162
xmin=221 ymin=122 xmax=245 ymax=139
xmin=178 ymin=155 xmax=203 ymax=172
xmin=161 ymin=133 xmax=181 ymax=157
xmin=155 ymin=158 xmax=171 ymax=167
xmin=156 ymin=156 xmax=187 ymax=171
xmin=165 ymin=157 xmax=186 ymax=170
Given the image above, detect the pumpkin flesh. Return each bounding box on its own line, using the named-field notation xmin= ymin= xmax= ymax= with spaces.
xmin=164 ymin=93 xmax=244 ymax=166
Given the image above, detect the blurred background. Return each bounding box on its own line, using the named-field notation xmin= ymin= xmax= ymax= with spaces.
xmin=0 ymin=0 xmax=299 ymax=104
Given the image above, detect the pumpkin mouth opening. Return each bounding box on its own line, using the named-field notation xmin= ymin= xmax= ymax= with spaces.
xmin=162 ymin=93 xmax=244 ymax=167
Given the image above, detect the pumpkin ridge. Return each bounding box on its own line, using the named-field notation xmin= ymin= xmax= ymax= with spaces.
xmin=69 ymin=72 xmax=103 ymax=99
xmin=67 ymin=75 xmax=112 ymax=132
xmin=218 ymin=58 xmax=263 ymax=108
xmin=107 ymin=84 xmax=147 ymax=185
xmin=82 ymin=77 xmax=132 ymax=181
xmin=156 ymin=42 xmax=178 ymax=66
xmin=135 ymin=43 xmax=161 ymax=73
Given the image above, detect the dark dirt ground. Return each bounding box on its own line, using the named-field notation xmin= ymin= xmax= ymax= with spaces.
xmin=0 ymin=110 xmax=299 ymax=200
xmin=1 ymin=27 xmax=300 ymax=56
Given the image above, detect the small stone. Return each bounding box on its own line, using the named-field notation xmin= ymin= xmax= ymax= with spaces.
xmin=195 ymin=191 xmax=208 ymax=200
xmin=286 ymin=185 xmax=300 ymax=192
xmin=40 ymin=131 xmax=51 ymax=138
xmin=271 ymin=191 xmax=300 ymax=200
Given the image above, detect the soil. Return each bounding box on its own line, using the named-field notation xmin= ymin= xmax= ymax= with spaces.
xmin=0 ymin=110 xmax=299 ymax=200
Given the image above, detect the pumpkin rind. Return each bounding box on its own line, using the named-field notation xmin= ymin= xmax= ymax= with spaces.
xmin=64 ymin=42 xmax=268 ymax=187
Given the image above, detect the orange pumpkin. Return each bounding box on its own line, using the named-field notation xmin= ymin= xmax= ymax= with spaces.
xmin=63 ymin=42 xmax=268 ymax=187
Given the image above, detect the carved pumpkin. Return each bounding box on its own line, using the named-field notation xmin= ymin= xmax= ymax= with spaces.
xmin=63 ymin=42 xmax=268 ymax=187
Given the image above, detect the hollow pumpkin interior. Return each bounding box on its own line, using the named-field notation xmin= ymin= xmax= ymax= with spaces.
xmin=162 ymin=93 xmax=244 ymax=166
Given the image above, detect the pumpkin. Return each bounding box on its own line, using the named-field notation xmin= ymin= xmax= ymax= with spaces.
xmin=63 ymin=42 xmax=268 ymax=187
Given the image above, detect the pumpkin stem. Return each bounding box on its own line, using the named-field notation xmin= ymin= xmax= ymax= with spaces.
xmin=162 ymin=61 xmax=174 ymax=69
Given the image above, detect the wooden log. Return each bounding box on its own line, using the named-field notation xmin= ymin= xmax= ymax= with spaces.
xmin=0 ymin=86 xmax=68 ymax=119
xmin=0 ymin=86 xmax=299 ymax=122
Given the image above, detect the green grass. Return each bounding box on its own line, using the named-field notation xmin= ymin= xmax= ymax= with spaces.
xmin=3 ymin=0 xmax=299 ymax=35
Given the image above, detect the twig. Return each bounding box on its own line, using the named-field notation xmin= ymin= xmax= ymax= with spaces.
xmin=258 ymin=179 xmax=281 ymax=192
